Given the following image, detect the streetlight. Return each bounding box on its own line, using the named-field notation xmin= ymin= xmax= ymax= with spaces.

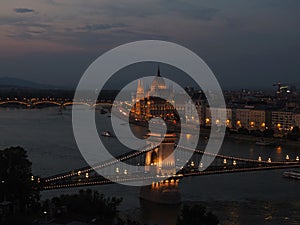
xmin=0 ymin=180 xmax=5 ymax=201
xmin=199 ymin=163 xmax=203 ymax=169
xmin=258 ymin=156 xmax=262 ymax=162
xmin=285 ymin=155 xmax=290 ymax=160
xmin=44 ymin=211 xmax=48 ymax=222
xmin=268 ymin=158 xmax=272 ymax=163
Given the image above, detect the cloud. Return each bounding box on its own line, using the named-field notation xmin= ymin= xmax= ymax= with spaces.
xmin=14 ymin=8 xmax=35 ymax=14
xmin=79 ymin=23 xmax=128 ymax=32
xmin=111 ymin=29 xmax=170 ymax=41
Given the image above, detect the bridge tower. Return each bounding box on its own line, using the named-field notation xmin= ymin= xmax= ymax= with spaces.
xmin=145 ymin=132 xmax=176 ymax=175
xmin=140 ymin=132 xmax=181 ymax=204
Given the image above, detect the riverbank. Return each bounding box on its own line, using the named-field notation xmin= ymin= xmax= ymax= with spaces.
xmin=225 ymin=133 xmax=300 ymax=148
xmin=118 ymin=111 xmax=300 ymax=148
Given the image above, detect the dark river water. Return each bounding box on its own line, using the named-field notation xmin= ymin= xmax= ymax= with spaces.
xmin=0 ymin=108 xmax=299 ymax=225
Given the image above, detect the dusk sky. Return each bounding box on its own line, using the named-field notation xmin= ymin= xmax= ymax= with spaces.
xmin=0 ymin=0 xmax=300 ymax=89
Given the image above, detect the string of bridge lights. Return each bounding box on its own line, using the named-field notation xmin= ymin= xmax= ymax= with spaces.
xmin=177 ymin=145 xmax=300 ymax=165
xmin=42 ymin=174 xmax=164 ymax=190
xmin=44 ymin=145 xmax=154 ymax=183
xmin=184 ymin=163 xmax=300 ymax=177
xmin=42 ymin=144 xmax=300 ymax=185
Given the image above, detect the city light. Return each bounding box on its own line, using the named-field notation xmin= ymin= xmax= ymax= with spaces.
xmin=268 ymin=158 xmax=272 ymax=163
xmin=258 ymin=156 xmax=262 ymax=162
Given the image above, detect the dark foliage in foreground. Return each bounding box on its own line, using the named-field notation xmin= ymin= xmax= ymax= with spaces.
xmin=177 ymin=204 xmax=219 ymax=225
xmin=0 ymin=147 xmax=40 ymax=225
xmin=50 ymin=189 xmax=122 ymax=224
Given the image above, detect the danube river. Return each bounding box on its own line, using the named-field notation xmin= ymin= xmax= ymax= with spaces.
xmin=0 ymin=108 xmax=299 ymax=225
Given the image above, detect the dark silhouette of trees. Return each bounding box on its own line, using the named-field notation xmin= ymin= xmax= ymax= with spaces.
xmin=262 ymin=128 xmax=274 ymax=138
xmin=0 ymin=147 xmax=39 ymax=209
xmin=51 ymin=189 xmax=122 ymax=224
xmin=287 ymin=126 xmax=300 ymax=141
xmin=238 ymin=127 xmax=249 ymax=135
xmin=177 ymin=204 xmax=219 ymax=225
xmin=250 ymin=129 xmax=263 ymax=137
xmin=0 ymin=146 xmax=40 ymax=224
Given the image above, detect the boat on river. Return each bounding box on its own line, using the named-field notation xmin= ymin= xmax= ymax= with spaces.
xmin=255 ymin=139 xmax=276 ymax=146
xmin=283 ymin=170 xmax=300 ymax=180
xmin=101 ymin=131 xmax=113 ymax=137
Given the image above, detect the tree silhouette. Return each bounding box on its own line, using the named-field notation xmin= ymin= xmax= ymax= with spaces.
xmin=0 ymin=146 xmax=39 ymax=210
xmin=51 ymin=189 xmax=122 ymax=224
xmin=177 ymin=204 xmax=219 ymax=225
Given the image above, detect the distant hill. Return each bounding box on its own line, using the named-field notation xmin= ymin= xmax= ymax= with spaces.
xmin=0 ymin=77 xmax=62 ymax=89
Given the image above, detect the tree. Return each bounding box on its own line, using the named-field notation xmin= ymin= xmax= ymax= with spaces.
xmin=0 ymin=147 xmax=39 ymax=211
xmin=262 ymin=128 xmax=274 ymax=138
xmin=51 ymin=189 xmax=122 ymax=224
xmin=288 ymin=126 xmax=300 ymax=141
xmin=250 ymin=129 xmax=263 ymax=137
xmin=238 ymin=127 xmax=249 ymax=135
xmin=292 ymin=126 xmax=300 ymax=134
xmin=177 ymin=204 xmax=219 ymax=225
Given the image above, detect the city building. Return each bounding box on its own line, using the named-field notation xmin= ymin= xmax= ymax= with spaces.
xmin=271 ymin=111 xmax=294 ymax=131
xmin=294 ymin=114 xmax=300 ymax=128
xmin=235 ymin=109 xmax=266 ymax=131
xmin=205 ymin=107 xmax=232 ymax=128
xmin=131 ymin=67 xmax=176 ymax=122
xmin=184 ymin=99 xmax=200 ymax=125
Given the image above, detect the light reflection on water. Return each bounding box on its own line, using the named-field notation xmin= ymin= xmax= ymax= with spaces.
xmin=0 ymin=108 xmax=299 ymax=225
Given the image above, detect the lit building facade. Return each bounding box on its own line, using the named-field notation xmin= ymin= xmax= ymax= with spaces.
xmin=272 ymin=111 xmax=295 ymax=131
xmin=184 ymin=99 xmax=200 ymax=124
xmin=205 ymin=107 xmax=232 ymax=128
xmin=235 ymin=109 xmax=266 ymax=131
xmin=131 ymin=67 xmax=176 ymax=122
xmin=294 ymin=114 xmax=300 ymax=128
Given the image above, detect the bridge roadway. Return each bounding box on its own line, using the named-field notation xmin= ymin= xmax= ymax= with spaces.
xmin=43 ymin=145 xmax=153 ymax=184
xmin=0 ymin=100 xmax=112 ymax=108
xmin=41 ymin=163 xmax=300 ymax=191
xmin=39 ymin=145 xmax=300 ymax=191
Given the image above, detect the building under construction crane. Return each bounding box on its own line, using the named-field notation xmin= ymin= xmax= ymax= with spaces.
xmin=272 ymin=82 xmax=297 ymax=94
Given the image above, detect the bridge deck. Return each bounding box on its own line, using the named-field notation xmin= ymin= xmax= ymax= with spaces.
xmin=39 ymin=145 xmax=300 ymax=191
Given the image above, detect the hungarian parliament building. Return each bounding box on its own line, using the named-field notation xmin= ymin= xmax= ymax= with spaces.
xmin=130 ymin=67 xmax=200 ymax=125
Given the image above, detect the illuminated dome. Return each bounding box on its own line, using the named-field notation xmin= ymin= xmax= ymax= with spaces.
xmin=150 ymin=66 xmax=166 ymax=90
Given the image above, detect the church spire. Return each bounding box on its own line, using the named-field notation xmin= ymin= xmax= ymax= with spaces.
xmin=157 ymin=65 xmax=161 ymax=77
xmin=136 ymin=79 xmax=144 ymax=101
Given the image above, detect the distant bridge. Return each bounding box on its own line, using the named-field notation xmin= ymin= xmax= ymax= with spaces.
xmin=37 ymin=145 xmax=300 ymax=191
xmin=0 ymin=100 xmax=112 ymax=108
